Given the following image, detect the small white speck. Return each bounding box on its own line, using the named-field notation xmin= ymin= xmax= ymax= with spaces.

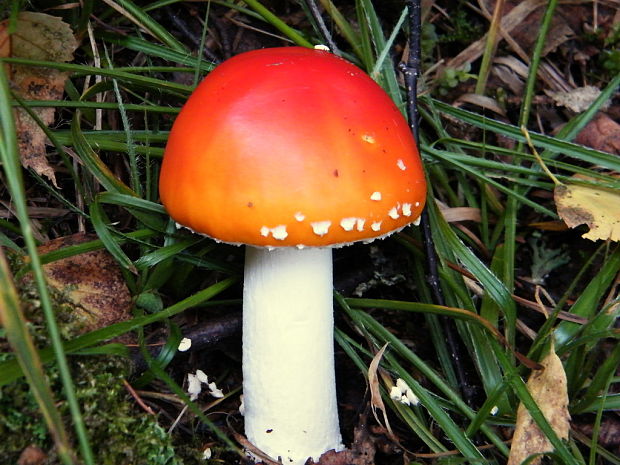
xmin=202 ymin=447 xmax=212 ymax=460
xmin=371 ymin=221 xmax=382 ymax=231
xmin=415 ymin=201 xmax=420 ymax=207
xmin=314 ymin=44 xmax=330 ymax=51
xmin=356 ymin=218 xmax=365 ymax=231
xmin=397 ymin=159 xmax=407 ymax=170
xmin=413 ymin=216 xmax=421 ymax=226
xmin=239 ymin=395 xmax=245 ymax=416
xmin=294 ymin=212 xmax=305 ymax=221
xmin=340 ymin=217 xmax=357 ymax=231
xmin=402 ymin=203 xmax=412 ymax=216
xmin=311 ymin=221 xmax=331 ymax=236
xmin=388 ymin=206 xmax=400 ymax=219
xmin=260 ymin=226 xmax=270 ymax=237
xmin=178 ymin=338 xmax=192 ymax=352
xmin=195 ymin=369 xmax=209 ymax=384
xmin=271 ymin=225 xmax=288 ymax=240
xmin=296 ymin=244 xmax=305 ymax=249
xmin=370 ymin=191 xmax=382 ymax=201
xmin=490 ymin=406 xmax=499 ymax=415
xmin=362 ymin=134 xmax=375 ymax=144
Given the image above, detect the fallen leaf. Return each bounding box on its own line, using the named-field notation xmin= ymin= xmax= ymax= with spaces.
xmin=547 ymin=86 xmax=608 ymax=113
xmin=554 ymin=183 xmax=620 ymax=242
xmin=37 ymin=233 xmax=132 ymax=332
xmin=575 ymin=113 xmax=620 ymax=155
xmin=18 ymin=445 xmax=47 ymax=465
xmin=507 ymin=344 xmax=570 ymax=465
xmin=367 ymin=343 xmax=392 ymax=436
xmin=0 ymin=12 xmax=78 ymax=186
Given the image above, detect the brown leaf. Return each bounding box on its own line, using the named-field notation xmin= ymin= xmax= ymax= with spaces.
xmin=507 ymin=345 xmax=570 ymax=465
xmin=17 ymin=446 xmax=47 ymax=465
xmin=37 ymin=233 xmax=132 ymax=332
xmin=575 ymin=113 xmax=620 ymax=155
xmin=0 ymin=12 xmax=78 ymax=186
xmin=367 ymin=343 xmax=392 ymax=436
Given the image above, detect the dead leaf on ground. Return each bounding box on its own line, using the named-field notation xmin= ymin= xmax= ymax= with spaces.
xmin=547 ymin=86 xmax=608 ymax=114
xmin=507 ymin=344 xmax=570 ymax=465
xmin=0 ymin=12 xmax=78 ymax=186
xmin=37 ymin=233 xmax=132 ymax=332
xmin=17 ymin=445 xmax=47 ymax=465
xmin=554 ymin=182 xmax=620 ymax=242
xmin=575 ymin=113 xmax=620 ymax=155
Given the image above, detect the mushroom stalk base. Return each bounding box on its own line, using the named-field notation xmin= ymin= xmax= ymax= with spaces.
xmin=243 ymin=247 xmax=343 ymax=464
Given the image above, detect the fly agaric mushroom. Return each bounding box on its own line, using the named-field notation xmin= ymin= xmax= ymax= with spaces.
xmin=159 ymin=46 xmax=426 ymax=464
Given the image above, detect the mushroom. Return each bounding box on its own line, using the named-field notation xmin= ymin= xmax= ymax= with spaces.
xmin=159 ymin=46 xmax=426 ymax=464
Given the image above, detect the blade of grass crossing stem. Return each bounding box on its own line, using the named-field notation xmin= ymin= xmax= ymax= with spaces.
xmin=0 ymin=64 xmax=94 ymax=465
xmin=0 ymin=278 xmax=237 ymax=386
xmin=0 ymin=239 xmax=76 ymax=465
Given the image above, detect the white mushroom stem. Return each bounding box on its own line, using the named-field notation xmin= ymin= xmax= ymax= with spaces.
xmin=243 ymin=246 xmax=343 ymax=464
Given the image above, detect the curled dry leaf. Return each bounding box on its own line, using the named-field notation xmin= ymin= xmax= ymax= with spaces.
xmin=507 ymin=345 xmax=570 ymax=465
xmin=554 ymin=183 xmax=620 ymax=242
xmin=37 ymin=233 xmax=132 ymax=332
xmin=0 ymin=12 xmax=78 ymax=186
xmin=575 ymin=113 xmax=620 ymax=155
xmin=547 ymin=86 xmax=607 ymax=113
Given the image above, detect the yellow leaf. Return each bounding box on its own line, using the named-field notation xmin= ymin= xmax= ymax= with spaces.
xmin=554 ymin=183 xmax=620 ymax=242
xmin=508 ymin=345 xmax=570 ymax=465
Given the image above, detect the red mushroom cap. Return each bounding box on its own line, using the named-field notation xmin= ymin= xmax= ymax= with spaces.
xmin=159 ymin=47 xmax=426 ymax=247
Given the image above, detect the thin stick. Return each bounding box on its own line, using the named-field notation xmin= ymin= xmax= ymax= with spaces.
xmin=305 ymin=0 xmax=340 ymax=55
xmin=399 ymin=0 xmax=476 ymax=407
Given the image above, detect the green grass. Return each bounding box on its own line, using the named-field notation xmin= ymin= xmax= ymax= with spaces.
xmin=1 ymin=1 xmax=619 ymax=464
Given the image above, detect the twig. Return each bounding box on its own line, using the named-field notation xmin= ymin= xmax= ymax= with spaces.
xmin=399 ymin=0 xmax=477 ymax=407
xmin=305 ymin=0 xmax=340 ymax=55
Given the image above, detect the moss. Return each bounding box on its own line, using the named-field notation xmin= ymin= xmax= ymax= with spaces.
xmin=0 ymin=255 xmax=191 ymax=464
xmin=0 ymin=355 xmax=185 ymax=465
